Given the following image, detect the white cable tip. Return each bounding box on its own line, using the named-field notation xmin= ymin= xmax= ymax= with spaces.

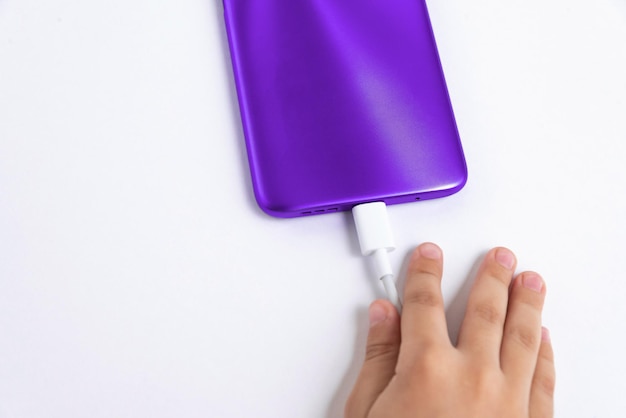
xmin=352 ymin=202 xmax=403 ymax=312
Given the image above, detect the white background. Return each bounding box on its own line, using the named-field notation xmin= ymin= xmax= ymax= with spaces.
xmin=1 ymin=1 xmax=625 ymax=417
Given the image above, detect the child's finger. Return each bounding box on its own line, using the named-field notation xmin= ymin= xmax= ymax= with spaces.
xmin=501 ymin=272 xmax=546 ymax=386
xmin=456 ymin=247 xmax=516 ymax=364
xmin=400 ymin=243 xmax=450 ymax=351
xmin=345 ymin=300 xmax=401 ymax=418
xmin=529 ymin=327 xmax=555 ymax=418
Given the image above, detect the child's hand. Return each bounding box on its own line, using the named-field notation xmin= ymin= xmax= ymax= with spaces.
xmin=346 ymin=244 xmax=554 ymax=418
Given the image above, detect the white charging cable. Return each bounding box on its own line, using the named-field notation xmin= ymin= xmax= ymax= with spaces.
xmin=352 ymin=202 xmax=402 ymax=312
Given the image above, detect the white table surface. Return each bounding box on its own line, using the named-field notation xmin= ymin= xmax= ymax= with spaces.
xmin=1 ymin=1 xmax=625 ymax=417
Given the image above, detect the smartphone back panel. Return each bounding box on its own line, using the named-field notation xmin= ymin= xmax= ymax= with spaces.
xmin=223 ymin=0 xmax=467 ymax=217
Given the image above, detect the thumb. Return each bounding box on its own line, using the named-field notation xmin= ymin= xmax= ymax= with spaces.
xmin=345 ymin=300 xmax=401 ymax=418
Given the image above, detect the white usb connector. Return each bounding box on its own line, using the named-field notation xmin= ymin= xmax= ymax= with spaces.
xmin=352 ymin=202 xmax=402 ymax=312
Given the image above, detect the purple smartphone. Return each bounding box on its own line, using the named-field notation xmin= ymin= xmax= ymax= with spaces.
xmin=223 ymin=0 xmax=467 ymax=218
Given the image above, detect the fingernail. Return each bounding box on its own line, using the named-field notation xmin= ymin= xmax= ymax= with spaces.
xmin=542 ymin=327 xmax=551 ymax=343
xmin=522 ymin=273 xmax=544 ymax=293
xmin=419 ymin=243 xmax=442 ymax=260
xmin=369 ymin=303 xmax=388 ymax=327
xmin=495 ymin=248 xmax=515 ymax=270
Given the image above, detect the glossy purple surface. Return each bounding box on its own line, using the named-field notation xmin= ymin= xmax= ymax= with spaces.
xmin=223 ymin=0 xmax=467 ymax=218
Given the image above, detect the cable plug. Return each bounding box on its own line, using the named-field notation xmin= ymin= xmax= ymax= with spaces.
xmin=352 ymin=202 xmax=402 ymax=312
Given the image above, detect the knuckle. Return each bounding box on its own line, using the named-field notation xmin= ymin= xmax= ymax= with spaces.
xmin=399 ymin=348 xmax=446 ymax=380
xmin=398 ymin=339 xmax=444 ymax=369
xmin=484 ymin=271 xmax=512 ymax=289
xmin=409 ymin=266 xmax=442 ymax=281
xmin=535 ymin=371 xmax=556 ymax=396
xmin=515 ymin=291 xmax=545 ymax=310
xmin=474 ymin=370 xmax=502 ymax=399
xmin=404 ymin=289 xmax=442 ymax=309
xmin=471 ymin=302 xmax=503 ymax=325
xmin=507 ymin=326 xmax=540 ymax=352
xmin=539 ymin=345 xmax=555 ymax=362
xmin=365 ymin=341 xmax=398 ymax=362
